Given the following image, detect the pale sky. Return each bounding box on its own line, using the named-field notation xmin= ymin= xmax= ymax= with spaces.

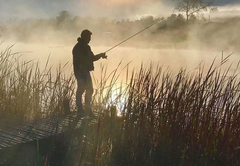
xmin=0 ymin=0 xmax=239 ymax=20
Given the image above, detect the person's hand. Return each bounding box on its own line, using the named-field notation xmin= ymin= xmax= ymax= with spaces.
xmin=100 ymin=53 xmax=107 ymax=59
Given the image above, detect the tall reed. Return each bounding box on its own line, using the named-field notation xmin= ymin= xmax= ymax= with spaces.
xmin=1 ymin=44 xmax=239 ymax=165
xmin=90 ymin=57 xmax=240 ymax=166
xmin=0 ymin=45 xmax=75 ymax=126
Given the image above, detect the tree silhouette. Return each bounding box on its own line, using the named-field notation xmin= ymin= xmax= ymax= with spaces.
xmin=174 ymin=0 xmax=212 ymax=22
xmin=56 ymin=11 xmax=71 ymax=25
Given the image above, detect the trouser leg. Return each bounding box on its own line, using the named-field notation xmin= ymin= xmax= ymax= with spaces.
xmin=76 ymin=79 xmax=85 ymax=112
xmin=85 ymin=73 xmax=93 ymax=112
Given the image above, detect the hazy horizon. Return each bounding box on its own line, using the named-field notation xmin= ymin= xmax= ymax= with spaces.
xmin=1 ymin=0 xmax=240 ymax=20
xmin=1 ymin=0 xmax=240 ymax=78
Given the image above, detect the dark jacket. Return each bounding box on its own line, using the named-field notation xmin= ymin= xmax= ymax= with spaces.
xmin=72 ymin=37 xmax=101 ymax=76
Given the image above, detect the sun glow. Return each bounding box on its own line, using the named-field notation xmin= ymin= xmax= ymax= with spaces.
xmin=101 ymin=83 xmax=128 ymax=116
xmin=111 ymin=83 xmax=128 ymax=116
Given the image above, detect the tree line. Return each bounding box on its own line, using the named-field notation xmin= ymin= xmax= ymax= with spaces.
xmin=0 ymin=10 xmax=206 ymax=45
xmin=1 ymin=7 xmax=240 ymax=50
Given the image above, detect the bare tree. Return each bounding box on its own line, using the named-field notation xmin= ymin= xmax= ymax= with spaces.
xmin=174 ymin=0 xmax=212 ymax=22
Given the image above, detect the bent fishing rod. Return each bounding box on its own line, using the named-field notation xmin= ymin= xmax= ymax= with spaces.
xmin=104 ymin=18 xmax=165 ymax=53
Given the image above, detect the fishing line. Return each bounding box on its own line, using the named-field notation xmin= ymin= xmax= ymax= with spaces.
xmin=104 ymin=18 xmax=165 ymax=53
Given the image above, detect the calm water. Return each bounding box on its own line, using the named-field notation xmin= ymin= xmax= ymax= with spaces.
xmin=2 ymin=42 xmax=240 ymax=111
xmin=3 ymin=42 xmax=240 ymax=82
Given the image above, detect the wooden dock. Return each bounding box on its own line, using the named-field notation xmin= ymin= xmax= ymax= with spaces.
xmin=0 ymin=113 xmax=98 ymax=165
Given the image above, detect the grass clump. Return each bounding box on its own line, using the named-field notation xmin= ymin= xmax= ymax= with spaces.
xmin=0 ymin=44 xmax=75 ymax=126
xmin=91 ymin=58 xmax=240 ymax=166
xmin=0 ymin=44 xmax=239 ymax=166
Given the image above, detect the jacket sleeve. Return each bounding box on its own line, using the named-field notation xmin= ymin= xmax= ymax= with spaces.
xmin=93 ymin=53 xmax=102 ymax=61
xmin=88 ymin=46 xmax=101 ymax=61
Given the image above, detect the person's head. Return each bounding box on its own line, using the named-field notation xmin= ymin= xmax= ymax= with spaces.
xmin=81 ymin=29 xmax=92 ymax=43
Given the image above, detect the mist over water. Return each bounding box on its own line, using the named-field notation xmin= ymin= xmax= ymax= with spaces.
xmin=4 ymin=41 xmax=240 ymax=86
xmin=1 ymin=0 xmax=240 ymax=86
xmin=1 ymin=2 xmax=240 ymax=165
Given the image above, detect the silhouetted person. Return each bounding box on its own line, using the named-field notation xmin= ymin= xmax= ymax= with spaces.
xmin=72 ymin=29 xmax=107 ymax=117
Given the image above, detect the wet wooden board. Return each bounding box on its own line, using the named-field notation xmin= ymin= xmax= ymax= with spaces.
xmin=0 ymin=113 xmax=98 ymax=150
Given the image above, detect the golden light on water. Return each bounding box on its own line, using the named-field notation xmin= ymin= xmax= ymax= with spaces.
xmin=99 ymin=82 xmax=128 ymax=116
xmin=111 ymin=83 xmax=128 ymax=116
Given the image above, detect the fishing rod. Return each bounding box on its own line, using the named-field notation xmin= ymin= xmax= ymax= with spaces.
xmin=104 ymin=18 xmax=165 ymax=53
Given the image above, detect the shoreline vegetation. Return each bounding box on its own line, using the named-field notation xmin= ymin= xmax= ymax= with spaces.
xmin=1 ymin=11 xmax=240 ymax=50
xmin=0 ymin=44 xmax=239 ymax=165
